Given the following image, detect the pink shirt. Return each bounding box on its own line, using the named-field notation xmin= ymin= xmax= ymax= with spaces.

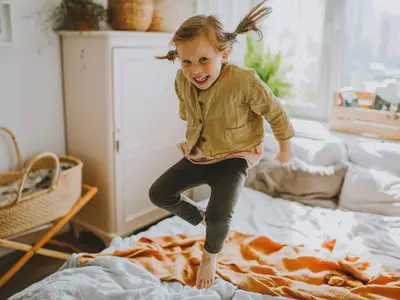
xmin=178 ymin=140 xmax=263 ymax=169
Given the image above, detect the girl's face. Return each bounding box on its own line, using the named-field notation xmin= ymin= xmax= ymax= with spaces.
xmin=177 ymin=35 xmax=230 ymax=90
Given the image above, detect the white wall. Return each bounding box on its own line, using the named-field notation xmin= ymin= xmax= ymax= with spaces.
xmin=0 ymin=0 xmax=67 ymax=258
xmin=0 ymin=0 xmax=65 ymax=171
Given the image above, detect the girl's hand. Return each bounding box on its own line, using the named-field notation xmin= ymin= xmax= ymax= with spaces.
xmin=275 ymin=150 xmax=293 ymax=164
xmin=275 ymin=139 xmax=293 ymax=164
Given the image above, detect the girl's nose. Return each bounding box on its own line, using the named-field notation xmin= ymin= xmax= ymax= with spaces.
xmin=192 ymin=64 xmax=202 ymax=75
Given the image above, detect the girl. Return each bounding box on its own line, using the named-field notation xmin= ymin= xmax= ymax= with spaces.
xmin=149 ymin=0 xmax=295 ymax=289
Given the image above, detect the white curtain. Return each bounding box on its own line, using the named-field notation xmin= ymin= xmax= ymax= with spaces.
xmin=195 ymin=0 xmax=259 ymax=64
xmin=340 ymin=0 xmax=400 ymax=91
xmin=197 ymin=0 xmax=331 ymax=113
xmin=260 ymin=0 xmax=328 ymax=108
xmin=196 ymin=0 xmax=256 ymax=31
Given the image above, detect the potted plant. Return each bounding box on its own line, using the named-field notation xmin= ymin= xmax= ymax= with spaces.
xmin=51 ymin=0 xmax=108 ymax=31
xmin=244 ymin=35 xmax=293 ymax=99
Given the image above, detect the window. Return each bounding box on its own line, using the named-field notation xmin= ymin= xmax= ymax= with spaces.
xmin=257 ymin=0 xmax=400 ymax=120
xmin=340 ymin=0 xmax=400 ymax=91
xmin=260 ymin=0 xmax=329 ymax=119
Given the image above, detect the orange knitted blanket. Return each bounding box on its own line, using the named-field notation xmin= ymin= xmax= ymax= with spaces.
xmin=78 ymin=232 xmax=400 ymax=299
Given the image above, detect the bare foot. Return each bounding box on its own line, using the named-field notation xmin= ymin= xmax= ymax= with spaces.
xmin=196 ymin=249 xmax=217 ymax=289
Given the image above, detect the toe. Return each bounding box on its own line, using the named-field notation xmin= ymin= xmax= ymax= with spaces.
xmin=201 ymin=279 xmax=206 ymax=289
xmin=196 ymin=278 xmax=201 ymax=289
xmin=205 ymin=280 xmax=211 ymax=288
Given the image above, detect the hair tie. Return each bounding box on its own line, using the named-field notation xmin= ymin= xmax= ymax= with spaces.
xmin=167 ymin=50 xmax=177 ymax=61
xmin=226 ymin=32 xmax=237 ymax=42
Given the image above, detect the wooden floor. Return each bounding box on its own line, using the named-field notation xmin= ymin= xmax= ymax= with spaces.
xmin=0 ymin=230 xmax=105 ymax=300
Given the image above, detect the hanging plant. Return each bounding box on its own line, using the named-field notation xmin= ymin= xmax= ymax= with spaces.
xmin=51 ymin=0 xmax=108 ymax=31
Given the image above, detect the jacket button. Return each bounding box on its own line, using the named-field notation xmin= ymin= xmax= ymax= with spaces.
xmin=199 ymin=119 xmax=203 ymax=124
xmin=201 ymin=137 xmax=206 ymax=142
xmin=199 ymin=101 xmax=204 ymax=106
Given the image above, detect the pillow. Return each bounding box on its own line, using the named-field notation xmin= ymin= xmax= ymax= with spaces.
xmin=339 ymin=164 xmax=400 ymax=216
xmin=264 ymin=118 xmax=336 ymax=140
xmin=246 ymin=156 xmax=348 ymax=208
xmin=263 ymin=133 xmax=348 ymax=166
xmin=346 ymin=141 xmax=400 ymax=176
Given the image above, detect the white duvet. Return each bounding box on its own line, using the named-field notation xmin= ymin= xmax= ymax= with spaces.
xmin=9 ymin=188 xmax=400 ymax=300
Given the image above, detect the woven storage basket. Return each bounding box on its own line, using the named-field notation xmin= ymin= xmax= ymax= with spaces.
xmin=0 ymin=127 xmax=24 ymax=188
xmin=0 ymin=127 xmax=83 ymax=239
xmin=148 ymin=0 xmax=196 ymax=32
xmin=108 ymin=0 xmax=154 ymax=31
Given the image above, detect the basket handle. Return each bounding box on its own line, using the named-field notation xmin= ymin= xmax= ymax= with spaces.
xmin=14 ymin=152 xmax=61 ymax=204
xmin=0 ymin=127 xmax=23 ymax=170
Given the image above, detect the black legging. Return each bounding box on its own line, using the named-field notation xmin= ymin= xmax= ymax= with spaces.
xmin=149 ymin=157 xmax=248 ymax=254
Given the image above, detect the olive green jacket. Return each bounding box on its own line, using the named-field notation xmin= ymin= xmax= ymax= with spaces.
xmin=174 ymin=63 xmax=295 ymax=159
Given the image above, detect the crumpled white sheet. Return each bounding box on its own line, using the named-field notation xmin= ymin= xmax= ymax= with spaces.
xmin=9 ymin=188 xmax=400 ymax=300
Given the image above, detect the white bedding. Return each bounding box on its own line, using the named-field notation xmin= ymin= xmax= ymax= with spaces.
xmin=9 ymin=188 xmax=400 ymax=300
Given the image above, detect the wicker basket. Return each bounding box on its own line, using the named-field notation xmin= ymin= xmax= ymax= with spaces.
xmin=148 ymin=0 xmax=196 ymax=32
xmin=108 ymin=0 xmax=154 ymax=31
xmin=0 ymin=127 xmax=83 ymax=239
xmin=0 ymin=127 xmax=24 ymax=188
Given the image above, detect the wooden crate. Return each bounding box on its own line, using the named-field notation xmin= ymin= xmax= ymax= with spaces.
xmin=329 ymin=91 xmax=400 ymax=141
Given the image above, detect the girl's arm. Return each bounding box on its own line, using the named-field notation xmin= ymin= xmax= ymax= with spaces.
xmin=248 ymin=74 xmax=295 ymax=163
xmin=278 ymin=139 xmax=291 ymax=152
xmin=175 ymin=78 xmax=187 ymax=121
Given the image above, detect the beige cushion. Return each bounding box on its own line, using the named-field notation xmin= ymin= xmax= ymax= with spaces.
xmin=247 ymin=158 xmax=348 ymax=208
xmin=339 ymin=164 xmax=400 ymax=216
xmin=346 ymin=141 xmax=400 ymax=176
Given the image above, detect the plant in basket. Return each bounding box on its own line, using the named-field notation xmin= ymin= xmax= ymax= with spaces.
xmin=51 ymin=0 xmax=108 ymax=31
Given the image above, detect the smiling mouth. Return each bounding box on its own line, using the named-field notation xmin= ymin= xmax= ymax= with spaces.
xmin=193 ymin=75 xmax=210 ymax=85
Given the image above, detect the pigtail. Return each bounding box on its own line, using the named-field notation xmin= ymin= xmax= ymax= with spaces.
xmin=156 ymin=50 xmax=178 ymax=62
xmin=228 ymin=0 xmax=271 ymax=42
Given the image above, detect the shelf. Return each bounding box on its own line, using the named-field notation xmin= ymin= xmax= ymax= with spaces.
xmin=329 ymin=92 xmax=400 ymax=141
xmin=57 ymin=30 xmax=173 ymax=38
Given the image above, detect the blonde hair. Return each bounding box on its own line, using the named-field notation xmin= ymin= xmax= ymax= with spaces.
xmin=157 ymin=0 xmax=271 ymax=61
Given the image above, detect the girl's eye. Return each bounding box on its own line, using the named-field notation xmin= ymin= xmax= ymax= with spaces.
xmin=182 ymin=60 xmax=191 ymax=65
xmin=199 ymin=57 xmax=208 ymax=63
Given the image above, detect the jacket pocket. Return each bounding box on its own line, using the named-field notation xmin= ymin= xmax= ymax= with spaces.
xmin=224 ymin=123 xmax=249 ymax=145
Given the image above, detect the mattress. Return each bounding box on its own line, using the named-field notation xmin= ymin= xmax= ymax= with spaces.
xmin=9 ymin=187 xmax=400 ymax=300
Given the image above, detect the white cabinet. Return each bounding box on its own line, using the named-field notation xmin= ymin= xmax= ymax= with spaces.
xmin=60 ymin=31 xmax=185 ymax=245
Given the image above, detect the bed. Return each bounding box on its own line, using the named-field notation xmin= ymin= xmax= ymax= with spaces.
xmin=8 ymin=121 xmax=400 ymax=299
xmin=8 ymin=186 xmax=400 ymax=300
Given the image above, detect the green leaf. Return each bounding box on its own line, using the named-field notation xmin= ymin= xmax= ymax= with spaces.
xmin=244 ymin=36 xmax=293 ymax=101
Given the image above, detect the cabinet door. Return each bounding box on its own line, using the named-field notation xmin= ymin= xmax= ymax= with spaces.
xmin=113 ymin=47 xmax=184 ymax=236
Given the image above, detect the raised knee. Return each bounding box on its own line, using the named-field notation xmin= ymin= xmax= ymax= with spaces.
xmin=148 ymin=182 xmax=163 ymax=207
